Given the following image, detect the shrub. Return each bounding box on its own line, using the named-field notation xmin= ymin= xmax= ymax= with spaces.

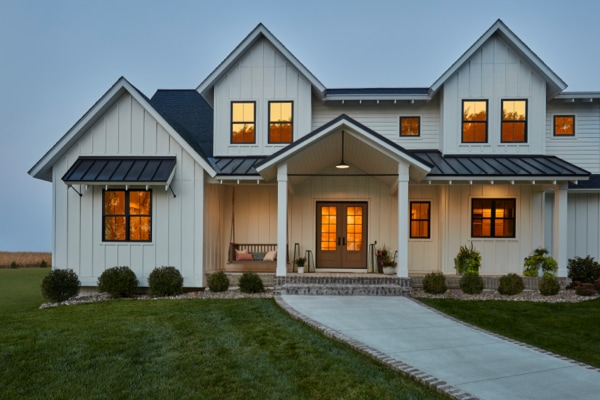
xmin=148 ymin=266 xmax=184 ymax=297
xmin=573 ymin=282 xmax=598 ymax=296
xmin=98 ymin=266 xmax=138 ymax=298
xmin=460 ymin=272 xmax=484 ymax=294
xmin=595 ymin=279 xmax=600 ymax=292
xmin=239 ymin=272 xmax=264 ymax=293
xmin=567 ymin=256 xmax=600 ymax=284
xmin=523 ymin=248 xmax=557 ymax=277
xmin=497 ymin=273 xmax=524 ymax=295
xmin=454 ymin=243 xmax=481 ymax=275
xmin=41 ymin=269 xmax=80 ymax=303
xmin=39 ymin=260 xmax=49 ymax=268
xmin=207 ymin=271 xmax=229 ymax=292
xmin=10 ymin=261 xmax=18 ymax=269
xmin=422 ymin=272 xmax=447 ymax=294
xmin=538 ymin=273 xmax=560 ymax=296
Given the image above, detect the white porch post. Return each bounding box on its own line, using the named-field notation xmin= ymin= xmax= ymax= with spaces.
xmin=553 ymin=182 xmax=568 ymax=277
xmin=397 ymin=163 xmax=410 ymax=278
xmin=276 ymin=163 xmax=288 ymax=276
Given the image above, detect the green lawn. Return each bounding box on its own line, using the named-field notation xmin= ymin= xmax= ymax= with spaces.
xmin=419 ymin=297 xmax=600 ymax=368
xmin=0 ymin=269 xmax=446 ymax=400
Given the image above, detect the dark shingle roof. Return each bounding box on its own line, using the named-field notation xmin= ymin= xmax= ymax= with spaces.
xmin=570 ymin=174 xmax=600 ymax=189
xmin=150 ymin=90 xmax=214 ymax=158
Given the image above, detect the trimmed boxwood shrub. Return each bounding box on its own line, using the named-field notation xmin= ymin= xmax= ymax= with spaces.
xmin=41 ymin=269 xmax=80 ymax=303
xmin=239 ymin=272 xmax=264 ymax=293
xmin=422 ymin=272 xmax=447 ymax=294
xmin=460 ymin=272 xmax=484 ymax=295
xmin=148 ymin=266 xmax=184 ymax=297
xmin=497 ymin=273 xmax=524 ymax=295
xmin=98 ymin=266 xmax=138 ymax=298
xmin=567 ymin=256 xmax=600 ymax=285
xmin=539 ymin=273 xmax=560 ymax=296
xmin=207 ymin=271 xmax=229 ymax=292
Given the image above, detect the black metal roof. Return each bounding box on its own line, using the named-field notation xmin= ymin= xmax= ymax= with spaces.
xmin=62 ymin=156 xmax=176 ymax=184
xmin=209 ymin=157 xmax=265 ymax=176
xmin=414 ymin=151 xmax=590 ymax=178
xmin=570 ymin=174 xmax=600 ymax=189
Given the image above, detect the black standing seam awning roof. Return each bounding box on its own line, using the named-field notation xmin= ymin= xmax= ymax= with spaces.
xmin=62 ymin=156 xmax=177 ymax=185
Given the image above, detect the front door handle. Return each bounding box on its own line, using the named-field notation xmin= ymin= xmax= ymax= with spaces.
xmin=342 ymin=237 xmax=346 ymax=246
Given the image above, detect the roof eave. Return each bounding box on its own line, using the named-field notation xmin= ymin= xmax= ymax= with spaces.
xmin=323 ymin=93 xmax=432 ymax=103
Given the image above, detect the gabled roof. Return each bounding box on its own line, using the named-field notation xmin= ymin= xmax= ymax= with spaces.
xmin=29 ymin=77 xmax=216 ymax=182
xmin=431 ymin=19 xmax=567 ymax=97
xmin=196 ymin=23 xmax=326 ymax=106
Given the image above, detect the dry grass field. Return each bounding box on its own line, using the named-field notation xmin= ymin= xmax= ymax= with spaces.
xmin=0 ymin=252 xmax=51 ymax=268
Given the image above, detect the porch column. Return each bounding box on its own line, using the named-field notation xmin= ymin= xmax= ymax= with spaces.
xmin=397 ymin=163 xmax=410 ymax=278
xmin=553 ymin=182 xmax=568 ymax=277
xmin=276 ymin=163 xmax=288 ymax=276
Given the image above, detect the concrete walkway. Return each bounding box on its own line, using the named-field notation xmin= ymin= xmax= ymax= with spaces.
xmin=277 ymin=295 xmax=600 ymax=400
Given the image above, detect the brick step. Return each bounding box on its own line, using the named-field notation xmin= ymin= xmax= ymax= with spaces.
xmin=277 ymin=283 xmax=411 ymax=296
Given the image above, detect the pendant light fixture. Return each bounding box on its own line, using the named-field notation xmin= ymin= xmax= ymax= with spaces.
xmin=336 ymin=130 xmax=350 ymax=169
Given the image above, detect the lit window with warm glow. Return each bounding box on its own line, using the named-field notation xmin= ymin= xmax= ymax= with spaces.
xmin=400 ymin=116 xmax=420 ymax=136
xmin=462 ymin=100 xmax=487 ymax=143
xmin=269 ymin=101 xmax=293 ymax=143
xmin=410 ymin=201 xmax=430 ymax=239
xmin=346 ymin=206 xmax=363 ymax=251
xmin=554 ymin=115 xmax=575 ymax=136
xmin=103 ymin=190 xmax=151 ymax=242
xmin=501 ymin=100 xmax=527 ymax=142
xmin=320 ymin=206 xmax=337 ymax=251
xmin=471 ymin=198 xmax=515 ymax=238
xmin=231 ymin=102 xmax=255 ymax=143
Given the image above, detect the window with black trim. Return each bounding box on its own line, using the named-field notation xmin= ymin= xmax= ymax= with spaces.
xmin=502 ymin=100 xmax=527 ymax=142
xmin=231 ymin=102 xmax=255 ymax=143
xmin=269 ymin=101 xmax=293 ymax=143
xmin=103 ymin=190 xmax=152 ymax=242
xmin=410 ymin=201 xmax=430 ymax=238
xmin=471 ymin=198 xmax=515 ymax=238
xmin=400 ymin=116 xmax=420 ymax=137
xmin=554 ymin=115 xmax=575 ymax=136
xmin=462 ymin=100 xmax=487 ymax=143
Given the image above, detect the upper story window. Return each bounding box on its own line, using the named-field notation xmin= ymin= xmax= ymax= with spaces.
xmin=103 ymin=190 xmax=152 ymax=242
xmin=501 ymin=100 xmax=527 ymax=143
xmin=462 ymin=100 xmax=487 ymax=143
xmin=471 ymin=198 xmax=515 ymax=238
xmin=410 ymin=201 xmax=430 ymax=239
xmin=554 ymin=115 xmax=575 ymax=136
xmin=269 ymin=101 xmax=293 ymax=143
xmin=400 ymin=116 xmax=420 ymax=137
xmin=231 ymin=102 xmax=255 ymax=143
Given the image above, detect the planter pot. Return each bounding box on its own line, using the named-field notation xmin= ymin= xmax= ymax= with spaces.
xmin=382 ymin=266 xmax=396 ymax=275
xmin=297 ymin=266 xmax=304 ymax=273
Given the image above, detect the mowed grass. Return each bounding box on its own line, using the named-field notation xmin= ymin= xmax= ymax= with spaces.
xmin=0 ymin=270 xmax=447 ymax=400
xmin=0 ymin=268 xmax=49 ymax=313
xmin=419 ymin=298 xmax=600 ymax=368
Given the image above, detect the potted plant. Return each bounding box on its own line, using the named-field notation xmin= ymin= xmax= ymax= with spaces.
xmin=454 ymin=243 xmax=481 ymax=275
xmin=523 ymin=248 xmax=557 ymax=277
xmin=295 ymin=256 xmax=306 ymax=273
xmin=376 ymin=246 xmax=396 ymax=275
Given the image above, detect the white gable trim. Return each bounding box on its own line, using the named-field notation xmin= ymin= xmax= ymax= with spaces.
xmin=196 ymin=23 xmax=326 ymax=105
xmin=29 ymin=77 xmax=216 ymax=182
xmin=431 ymin=19 xmax=567 ymax=96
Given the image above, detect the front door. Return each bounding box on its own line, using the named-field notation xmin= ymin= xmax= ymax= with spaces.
xmin=316 ymin=202 xmax=367 ymax=269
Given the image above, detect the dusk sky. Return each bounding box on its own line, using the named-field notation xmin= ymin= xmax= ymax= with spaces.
xmin=2 ymin=0 xmax=600 ymax=252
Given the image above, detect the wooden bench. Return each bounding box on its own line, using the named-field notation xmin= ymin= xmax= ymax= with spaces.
xmin=225 ymin=243 xmax=288 ymax=273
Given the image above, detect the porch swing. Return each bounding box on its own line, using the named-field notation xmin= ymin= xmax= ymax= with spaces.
xmin=225 ymin=187 xmax=287 ymax=272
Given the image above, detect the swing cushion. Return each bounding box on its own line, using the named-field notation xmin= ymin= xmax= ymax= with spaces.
xmin=236 ymin=252 xmax=253 ymax=261
xmin=263 ymin=250 xmax=277 ymax=261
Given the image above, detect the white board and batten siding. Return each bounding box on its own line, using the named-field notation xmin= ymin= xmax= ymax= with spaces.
xmin=439 ymin=184 xmax=546 ymax=275
xmin=312 ymin=98 xmax=441 ymax=150
xmin=212 ymin=38 xmax=312 ymax=156
xmin=53 ymin=93 xmax=206 ymax=287
xmin=442 ymin=35 xmax=546 ymax=155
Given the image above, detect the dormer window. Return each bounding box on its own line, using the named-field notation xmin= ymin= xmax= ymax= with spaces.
xmin=231 ymin=102 xmax=255 ymax=143
xmin=269 ymin=101 xmax=293 ymax=143
xmin=501 ymin=100 xmax=527 ymax=143
xmin=462 ymin=100 xmax=487 ymax=143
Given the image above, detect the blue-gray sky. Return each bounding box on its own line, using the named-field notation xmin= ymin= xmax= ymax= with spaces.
xmin=2 ymin=0 xmax=599 ymax=251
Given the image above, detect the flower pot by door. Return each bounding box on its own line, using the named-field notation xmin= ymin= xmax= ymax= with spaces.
xmin=297 ymin=266 xmax=304 ymax=273
xmin=382 ymin=266 xmax=395 ymax=275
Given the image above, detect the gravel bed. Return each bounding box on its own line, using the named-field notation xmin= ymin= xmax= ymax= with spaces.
xmin=411 ymin=288 xmax=599 ymax=303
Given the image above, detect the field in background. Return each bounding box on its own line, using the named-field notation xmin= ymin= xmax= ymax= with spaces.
xmin=0 ymin=252 xmax=51 ymax=268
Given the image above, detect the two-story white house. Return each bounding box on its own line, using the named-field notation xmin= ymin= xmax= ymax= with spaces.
xmin=29 ymin=20 xmax=600 ymax=287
